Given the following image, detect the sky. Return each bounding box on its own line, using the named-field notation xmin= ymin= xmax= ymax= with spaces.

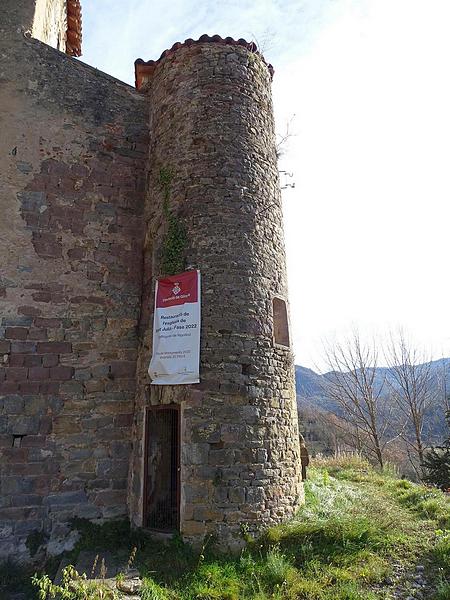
xmin=80 ymin=0 xmax=450 ymax=370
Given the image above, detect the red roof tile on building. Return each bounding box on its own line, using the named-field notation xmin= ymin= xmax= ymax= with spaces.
xmin=66 ymin=0 xmax=82 ymax=57
xmin=134 ymin=35 xmax=274 ymax=90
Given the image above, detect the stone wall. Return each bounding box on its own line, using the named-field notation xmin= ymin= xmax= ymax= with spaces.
xmin=129 ymin=42 xmax=303 ymax=549
xmin=0 ymin=28 xmax=147 ymax=558
xmin=1 ymin=2 xmax=303 ymax=558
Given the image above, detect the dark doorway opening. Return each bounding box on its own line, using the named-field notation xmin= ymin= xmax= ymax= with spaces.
xmin=143 ymin=405 xmax=180 ymax=531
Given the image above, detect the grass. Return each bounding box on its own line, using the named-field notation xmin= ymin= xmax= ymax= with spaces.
xmin=137 ymin=458 xmax=449 ymax=599
xmin=2 ymin=456 xmax=449 ymax=599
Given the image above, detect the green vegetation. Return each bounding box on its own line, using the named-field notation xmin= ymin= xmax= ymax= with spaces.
xmin=5 ymin=456 xmax=449 ymax=599
xmin=26 ymin=530 xmax=47 ymax=558
xmin=32 ymin=565 xmax=120 ymax=600
xmin=135 ymin=457 xmax=449 ymax=599
xmin=422 ymin=409 xmax=450 ymax=491
xmin=158 ymin=166 xmax=188 ymax=276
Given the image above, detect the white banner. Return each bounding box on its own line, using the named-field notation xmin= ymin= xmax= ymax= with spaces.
xmin=148 ymin=270 xmax=201 ymax=385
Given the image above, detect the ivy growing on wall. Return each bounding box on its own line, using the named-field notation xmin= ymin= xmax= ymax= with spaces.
xmin=158 ymin=167 xmax=188 ymax=276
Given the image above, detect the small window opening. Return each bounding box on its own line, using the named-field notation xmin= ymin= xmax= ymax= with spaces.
xmin=12 ymin=434 xmax=25 ymax=448
xmin=273 ymin=297 xmax=290 ymax=347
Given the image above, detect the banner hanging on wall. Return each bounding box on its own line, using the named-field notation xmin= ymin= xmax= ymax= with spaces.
xmin=148 ymin=270 xmax=201 ymax=385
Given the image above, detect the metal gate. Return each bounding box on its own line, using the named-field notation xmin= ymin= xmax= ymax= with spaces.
xmin=144 ymin=406 xmax=180 ymax=531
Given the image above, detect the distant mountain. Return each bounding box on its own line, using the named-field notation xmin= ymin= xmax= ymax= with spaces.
xmin=295 ymin=358 xmax=450 ymax=441
xmin=296 ymin=358 xmax=450 ymax=397
xmin=295 ymin=365 xmax=324 ymax=398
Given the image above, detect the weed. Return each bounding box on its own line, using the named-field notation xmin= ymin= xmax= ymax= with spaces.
xmin=262 ymin=545 xmax=293 ymax=588
xmin=190 ymin=561 xmax=241 ymax=600
xmin=432 ymin=529 xmax=450 ymax=576
xmin=141 ymin=577 xmax=172 ymax=600
xmin=32 ymin=564 xmax=120 ymax=600
xmin=432 ymin=575 xmax=450 ymax=600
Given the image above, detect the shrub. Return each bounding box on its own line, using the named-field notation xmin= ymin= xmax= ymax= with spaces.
xmin=32 ymin=565 xmax=120 ymax=600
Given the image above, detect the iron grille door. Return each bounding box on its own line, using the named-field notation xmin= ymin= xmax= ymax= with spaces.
xmin=144 ymin=406 xmax=180 ymax=531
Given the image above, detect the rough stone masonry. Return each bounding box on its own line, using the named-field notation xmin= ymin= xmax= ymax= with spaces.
xmin=0 ymin=0 xmax=303 ymax=560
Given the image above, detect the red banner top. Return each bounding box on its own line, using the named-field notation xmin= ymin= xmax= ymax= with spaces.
xmin=155 ymin=270 xmax=199 ymax=308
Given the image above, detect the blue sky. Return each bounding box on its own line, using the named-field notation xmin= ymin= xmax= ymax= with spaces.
xmin=80 ymin=0 xmax=450 ymax=369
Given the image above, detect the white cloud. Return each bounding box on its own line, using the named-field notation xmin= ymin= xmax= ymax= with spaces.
xmin=275 ymin=0 xmax=450 ymax=367
xmin=80 ymin=0 xmax=450 ymax=368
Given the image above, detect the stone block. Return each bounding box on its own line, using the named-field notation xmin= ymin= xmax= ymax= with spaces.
xmin=246 ymin=487 xmax=266 ymax=503
xmin=20 ymin=435 xmax=46 ymax=447
xmin=3 ymin=395 xmax=24 ymax=414
xmin=42 ymin=354 xmax=59 ymax=367
xmin=50 ymin=366 xmax=73 ymax=380
xmin=5 ymin=327 xmax=28 ymax=340
xmin=27 ymin=328 xmax=47 ymax=341
xmin=91 ymin=364 xmax=110 ymax=377
xmin=102 ymin=504 xmax=128 ymax=519
xmin=0 ymin=382 xmax=19 ymax=393
xmin=6 ymin=367 xmax=28 ymax=381
xmin=7 ymin=416 xmax=40 ymax=435
xmin=0 ymin=340 xmax=11 ymax=353
xmin=36 ymin=341 xmax=71 ymax=354
xmin=114 ymin=413 xmax=133 ymax=427
xmin=2 ymin=317 xmax=33 ymax=327
xmin=192 ymin=423 xmax=221 ymax=443
xmin=11 ymin=342 xmax=36 ymax=354
xmin=24 ymin=354 xmax=43 ymax=367
xmin=74 ymin=504 xmax=102 ymax=520
xmin=2 ymin=477 xmax=34 ymax=495
xmin=184 ymin=443 xmax=209 ymax=465
xmin=53 ymin=417 xmax=81 ymax=434
xmin=10 ymin=494 xmax=43 ymax=507
xmin=17 ymin=191 xmax=46 ymax=211
xmin=209 ymin=449 xmax=235 ymax=466
xmin=96 ymin=459 xmax=128 ymax=478
xmin=185 ymin=484 xmax=209 ymax=503
xmin=14 ymin=520 xmax=43 ymax=536
xmin=182 ymin=520 xmax=206 ymax=536
xmin=94 ymin=490 xmax=127 ymax=506
xmin=84 ymin=379 xmax=104 ymax=393
xmin=110 ymin=361 xmax=135 ymax=378
xmin=44 ymin=490 xmax=88 ymax=506
xmin=28 ymin=366 xmax=50 ymax=380
xmin=229 ymin=486 xmax=246 ymax=504
xmin=110 ymin=441 xmax=131 ymax=459
xmin=0 ymin=434 xmax=12 ymax=447
xmin=9 ymin=354 xmax=25 ymax=366
xmin=60 ymin=380 xmax=84 ymax=395
xmin=20 ymin=381 xmax=41 ymax=394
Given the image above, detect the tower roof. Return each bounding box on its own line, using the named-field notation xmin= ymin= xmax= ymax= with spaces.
xmin=66 ymin=0 xmax=82 ymax=57
xmin=134 ymin=34 xmax=274 ymax=90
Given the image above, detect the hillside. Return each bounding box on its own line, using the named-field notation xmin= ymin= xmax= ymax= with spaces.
xmin=4 ymin=457 xmax=449 ymax=599
xmin=296 ymin=358 xmax=450 ymax=443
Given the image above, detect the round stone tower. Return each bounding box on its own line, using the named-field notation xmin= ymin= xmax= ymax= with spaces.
xmin=130 ymin=36 xmax=303 ymax=549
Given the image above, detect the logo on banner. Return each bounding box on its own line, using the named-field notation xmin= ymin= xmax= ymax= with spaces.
xmin=172 ymin=282 xmax=181 ymax=296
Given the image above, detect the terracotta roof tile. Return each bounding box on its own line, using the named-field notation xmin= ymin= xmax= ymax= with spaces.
xmin=134 ymin=35 xmax=274 ymax=90
xmin=66 ymin=0 xmax=82 ymax=57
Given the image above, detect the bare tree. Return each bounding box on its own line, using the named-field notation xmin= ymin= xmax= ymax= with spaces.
xmin=276 ymin=115 xmax=296 ymax=159
xmin=322 ymin=331 xmax=394 ymax=468
xmin=385 ymin=331 xmax=435 ymax=479
xmin=436 ymin=357 xmax=450 ymax=414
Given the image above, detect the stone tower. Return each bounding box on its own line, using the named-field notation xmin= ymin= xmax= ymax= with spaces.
xmin=0 ymin=2 xmax=303 ymax=559
xmin=130 ymin=38 xmax=303 ymax=548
